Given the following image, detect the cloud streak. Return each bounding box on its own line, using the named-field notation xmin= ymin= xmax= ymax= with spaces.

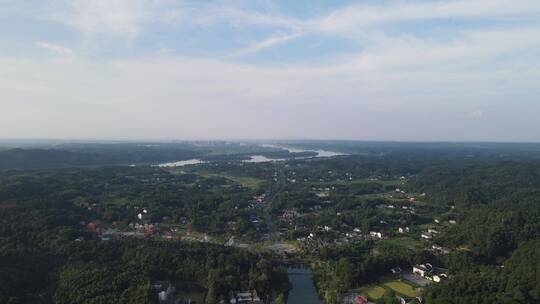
xmin=36 ymin=41 xmax=74 ymax=56
xmin=226 ymin=32 xmax=303 ymax=58
xmin=47 ymin=0 xmax=157 ymax=39
xmin=310 ymin=0 xmax=540 ymax=35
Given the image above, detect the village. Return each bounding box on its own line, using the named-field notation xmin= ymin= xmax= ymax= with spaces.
xmin=69 ymin=162 xmax=460 ymax=304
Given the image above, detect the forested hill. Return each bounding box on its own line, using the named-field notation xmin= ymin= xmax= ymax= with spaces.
xmin=0 ymin=149 xmax=106 ymax=170
xmin=0 ymin=148 xmax=204 ymax=170
xmin=410 ymin=161 xmax=540 ymax=261
xmin=407 ymin=161 xmax=540 ymax=303
xmin=411 ymin=161 xmax=540 ymax=208
xmin=0 ymin=142 xmax=316 ymax=170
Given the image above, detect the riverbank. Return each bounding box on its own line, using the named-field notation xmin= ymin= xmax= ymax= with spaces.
xmin=287 ymin=266 xmax=324 ymax=304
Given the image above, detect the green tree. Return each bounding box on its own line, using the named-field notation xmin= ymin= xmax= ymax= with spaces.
xmin=206 ymin=270 xmax=216 ymax=304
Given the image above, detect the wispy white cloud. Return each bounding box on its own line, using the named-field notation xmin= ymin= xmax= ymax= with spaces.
xmin=48 ymin=0 xmax=156 ymax=39
xmin=176 ymin=0 xmax=540 ymax=54
xmin=226 ymin=31 xmax=303 ymax=58
xmin=310 ymin=0 xmax=540 ymax=35
xmin=36 ymin=41 xmax=74 ymax=56
xmin=174 ymin=0 xmax=540 ymax=33
xmin=188 ymin=6 xmax=304 ymax=30
xmin=33 ymin=0 xmax=540 ymax=53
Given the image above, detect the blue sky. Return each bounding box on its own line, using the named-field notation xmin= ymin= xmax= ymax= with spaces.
xmin=1 ymin=0 xmax=540 ymax=141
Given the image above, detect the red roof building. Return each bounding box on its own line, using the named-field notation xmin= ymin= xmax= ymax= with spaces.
xmin=356 ymin=295 xmax=368 ymax=304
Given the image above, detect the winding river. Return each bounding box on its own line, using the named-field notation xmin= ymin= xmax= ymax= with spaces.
xmin=287 ymin=266 xmax=324 ymax=304
xmin=155 ymin=144 xmax=345 ymax=167
xmin=245 ymin=144 xmax=346 ymax=163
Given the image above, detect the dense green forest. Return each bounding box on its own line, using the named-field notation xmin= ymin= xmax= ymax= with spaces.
xmin=0 ymin=203 xmax=288 ymax=303
xmin=307 ymin=160 xmax=540 ymax=303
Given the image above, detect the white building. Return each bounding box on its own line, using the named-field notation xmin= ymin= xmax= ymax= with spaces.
xmin=370 ymin=231 xmax=383 ymax=239
xmin=421 ymin=232 xmax=433 ymax=240
xmin=398 ymin=227 xmax=410 ymax=234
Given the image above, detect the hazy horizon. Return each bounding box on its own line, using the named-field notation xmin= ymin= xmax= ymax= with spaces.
xmin=1 ymin=0 xmax=539 ymax=142
xmin=2 ymin=137 xmax=540 ymax=146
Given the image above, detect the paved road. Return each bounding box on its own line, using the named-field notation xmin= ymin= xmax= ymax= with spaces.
xmin=262 ymin=163 xmax=286 ymax=239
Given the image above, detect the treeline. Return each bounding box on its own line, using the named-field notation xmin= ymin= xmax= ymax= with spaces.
xmin=281 ymin=141 xmax=540 ymax=160
xmin=411 ymin=162 xmax=540 ymax=260
xmin=0 ymin=204 xmax=288 ymax=304
xmin=0 ymin=147 xmax=202 ymax=170
xmin=426 ymin=240 xmax=540 ymax=303
xmin=411 ymin=161 xmax=540 ymax=207
xmin=409 ymin=161 xmax=540 ymax=303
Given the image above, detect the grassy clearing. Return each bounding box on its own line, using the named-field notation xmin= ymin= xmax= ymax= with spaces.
xmin=175 ymin=282 xmax=206 ymax=303
xmin=198 ymin=172 xmax=263 ymax=189
xmin=354 ymin=285 xmax=386 ymax=300
xmin=366 ymin=286 xmax=386 ymax=300
xmin=383 ymin=280 xmax=422 ymax=297
xmin=103 ymin=197 xmax=131 ymax=207
xmin=353 ymin=279 xmax=422 ymax=300
xmin=379 ymin=237 xmax=425 ymax=251
xmin=228 ymin=176 xmax=263 ymax=189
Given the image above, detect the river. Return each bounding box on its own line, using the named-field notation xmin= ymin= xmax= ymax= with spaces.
xmin=261 ymin=144 xmax=346 ymax=158
xmin=244 ymin=145 xmax=346 ymax=163
xmin=155 ymin=144 xmax=345 ymax=166
xmin=244 ymin=155 xmax=286 ymax=163
xmin=287 ymin=266 xmax=324 ymax=304
xmin=156 ymin=159 xmax=205 ymax=167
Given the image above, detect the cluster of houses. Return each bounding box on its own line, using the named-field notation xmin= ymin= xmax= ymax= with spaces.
xmin=434 ymin=218 xmax=457 ymax=225
xmin=279 ymin=209 xmax=302 ymax=226
xmin=392 ymin=263 xmax=450 ymax=285
xmin=296 ymin=226 xmax=394 ymax=253
xmin=421 ymin=228 xmax=439 ymax=240
xmin=376 ymin=203 xmax=416 ymax=215
xmin=229 ymin=290 xmax=261 ymax=304
xmin=247 ymin=194 xmax=266 ymax=209
xmin=281 ymin=209 xmax=301 ymax=219
xmin=398 ymin=227 xmax=410 ymax=234
xmin=344 ymin=227 xmax=363 ymax=239
xmin=395 ymin=188 xmax=407 ymax=194
xmin=83 ymin=221 xmax=156 ymax=241
xmin=83 ymin=219 xmax=210 ymax=243
xmin=153 ymin=283 xmax=262 ymax=303
xmin=412 ymin=263 xmax=449 ymax=283
xmin=369 ymin=231 xmax=385 ymax=239
xmin=431 ymin=244 xmax=451 ymax=255
xmin=312 ymin=186 xmax=331 ymax=198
